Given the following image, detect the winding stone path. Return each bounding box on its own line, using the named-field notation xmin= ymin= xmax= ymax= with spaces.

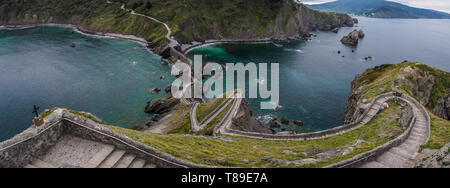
xmin=120 ymin=4 xmax=178 ymax=47
xmin=191 ymin=97 xmax=234 ymax=132
xmin=360 ymin=97 xmax=430 ymax=168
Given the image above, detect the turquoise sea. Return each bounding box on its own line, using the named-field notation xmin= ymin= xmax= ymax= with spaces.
xmin=0 ymin=26 xmax=173 ymax=141
xmin=187 ymin=17 xmax=450 ymax=133
xmin=1 ymin=18 xmax=450 ymax=141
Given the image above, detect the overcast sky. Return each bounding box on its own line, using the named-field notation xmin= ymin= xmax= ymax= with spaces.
xmin=301 ymin=0 xmax=450 ymax=13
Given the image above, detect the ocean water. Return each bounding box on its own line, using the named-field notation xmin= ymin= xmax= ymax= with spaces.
xmin=0 ymin=26 xmax=174 ymax=141
xmin=187 ymin=17 xmax=450 ymax=133
xmin=1 ymin=18 xmax=450 ymax=141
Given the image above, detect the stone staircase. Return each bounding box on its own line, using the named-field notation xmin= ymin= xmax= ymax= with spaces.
xmin=360 ymin=102 xmax=429 ymax=168
xmin=24 ymin=135 xmax=157 ymax=168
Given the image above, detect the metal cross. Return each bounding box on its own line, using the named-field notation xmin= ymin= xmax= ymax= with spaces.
xmin=32 ymin=105 xmax=40 ymax=118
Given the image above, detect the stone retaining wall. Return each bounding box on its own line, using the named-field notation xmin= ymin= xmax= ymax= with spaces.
xmin=0 ymin=109 xmax=212 ymax=168
xmin=221 ymin=93 xmax=399 ymax=140
xmin=325 ymin=99 xmax=416 ymax=168
xmin=170 ymin=47 xmax=192 ymax=66
xmin=0 ymin=120 xmax=64 ymax=168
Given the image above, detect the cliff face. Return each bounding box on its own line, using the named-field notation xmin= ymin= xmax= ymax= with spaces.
xmin=0 ymin=0 xmax=354 ymax=54
xmin=232 ymin=99 xmax=273 ymax=134
xmin=171 ymin=0 xmax=354 ymax=43
xmin=345 ymin=62 xmax=450 ymax=124
xmin=0 ymin=0 xmax=169 ymax=54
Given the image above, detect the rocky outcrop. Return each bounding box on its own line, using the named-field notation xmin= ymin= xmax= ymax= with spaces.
xmin=432 ymin=93 xmax=450 ymax=120
xmin=232 ymin=99 xmax=273 ymax=134
xmin=173 ymin=1 xmax=354 ymax=43
xmin=345 ymin=62 xmax=450 ymax=124
xmin=144 ymin=97 xmax=180 ymax=114
xmin=419 ymin=143 xmax=450 ymax=168
xmin=341 ymin=29 xmax=364 ymax=46
xmin=293 ymin=120 xmax=304 ymax=126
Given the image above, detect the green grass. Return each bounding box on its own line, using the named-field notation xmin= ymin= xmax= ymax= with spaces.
xmin=40 ymin=108 xmax=57 ymax=118
xmin=196 ymin=100 xmax=234 ymax=136
xmin=421 ymin=112 xmax=450 ymax=149
xmin=354 ymin=62 xmax=450 ymax=108
xmin=104 ymin=101 xmax=404 ymax=168
xmin=196 ymin=98 xmax=227 ymax=123
xmin=0 ymin=0 xmax=168 ymax=47
xmin=354 ymin=61 xmax=450 ymax=151
xmin=166 ymin=105 xmax=192 ymax=134
xmin=68 ymin=110 xmax=102 ymax=124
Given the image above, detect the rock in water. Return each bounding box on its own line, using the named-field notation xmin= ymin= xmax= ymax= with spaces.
xmin=165 ymin=85 xmax=172 ymax=93
xmin=70 ymin=43 xmax=76 ymax=48
xmin=358 ymin=29 xmax=365 ymax=38
xmin=268 ymin=118 xmax=281 ymax=128
xmin=293 ymin=120 xmax=304 ymax=126
xmin=144 ymin=97 xmax=180 ymax=114
xmin=149 ymin=88 xmax=161 ymax=93
xmin=281 ymin=117 xmax=290 ymax=125
xmin=332 ymin=28 xmax=339 ymax=33
xmin=341 ymin=30 xmax=360 ymax=46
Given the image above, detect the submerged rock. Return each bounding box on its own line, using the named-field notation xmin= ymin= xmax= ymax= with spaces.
xmin=149 ymin=88 xmax=161 ymax=93
xmin=165 ymin=85 xmax=172 ymax=93
xmin=332 ymin=28 xmax=339 ymax=33
xmin=293 ymin=120 xmax=304 ymax=126
xmin=281 ymin=117 xmax=290 ymax=125
xmin=358 ymin=30 xmax=365 ymax=38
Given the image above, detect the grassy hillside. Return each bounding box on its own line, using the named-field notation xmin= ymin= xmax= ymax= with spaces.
xmin=350 ymin=62 xmax=450 ymax=110
xmin=0 ymin=0 xmax=354 ymax=49
xmin=346 ymin=62 xmax=450 ymax=149
xmin=120 ymin=0 xmax=354 ymax=43
xmin=105 ymin=101 xmax=406 ymax=167
xmin=0 ymin=0 xmax=168 ymax=48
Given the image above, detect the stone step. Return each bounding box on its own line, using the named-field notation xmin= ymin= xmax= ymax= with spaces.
xmin=32 ymin=159 xmax=56 ymax=168
xmin=408 ymin=134 xmax=426 ymax=142
xmin=115 ymin=154 xmax=137 ymax=168
xmin=390 ymin=147 xmax=416 ymax=160
xmin=87 ymin=145 xmax=115 ymax=168
xmin=98 ymin=150 xmax=126 ymax=168
xmin=144 ymin=163 xmax=157 ymax=168
xmin=414 ymin=125 xmax=428 ymax=132
xmin=411 ymin=128 xmax=427 ymax=135
xmin=360 ymin=161 xmax=389 ymax=168
xmin=404 ymin=139 xmax=423 ymax=147
xmin=408 ymin=135 xmax=425 ymax=143
xmin=398 ymin=142 xmax=420 ymax=154
xmin=129 ymin=159 xmax=146 ymax=168
xmin=376 ymin=151 xmax=408 ymax=168
xmin=410 ymin=131 xmax=426 ymax=138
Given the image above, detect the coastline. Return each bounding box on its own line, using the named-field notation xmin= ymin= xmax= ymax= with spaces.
xmin=0 ymin=24 xmax=150 ymax=47
xmin=182 ymin=37 xmax=305 ymax=54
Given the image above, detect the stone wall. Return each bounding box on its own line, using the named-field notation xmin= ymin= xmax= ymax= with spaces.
xmin=170 ymin=47 xmax=192 ymax=66
xmin=221 ymin=93 xmax=399 ymax=140
xmin=326 ymin=98 xmax=416 ymax=168
xmin=0 ymin=109 xmax=212 ymax=168
xmin=0 ymin=120 xmax=64 ymax=168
